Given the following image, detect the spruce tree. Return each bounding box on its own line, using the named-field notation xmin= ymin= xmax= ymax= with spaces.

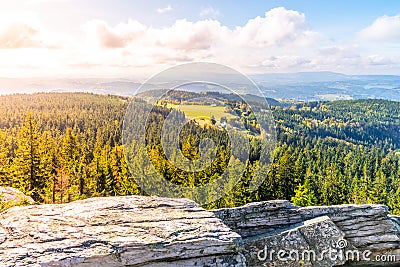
xmin=0 ymin=130 xmax=9 ymax=186
xmin=61 ymin=128 xmax=80 ymax=201
xmin=14 ymin=114 xmax=44 ymax=202
xmin=369 ymin=169 xmax=388 ymax=205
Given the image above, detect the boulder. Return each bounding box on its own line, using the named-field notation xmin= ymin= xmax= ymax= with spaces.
xmin=0 ymin=187 xmax=34 ymax=205
xmin=1 ymin=196 xmax=399 ymax=266
xmin=243 ymin=216 xmax=350 ymax=267
xmin=0 ymin=187 xmax=34 ymax=213
xmin=214 ymin=200 xmax=400 ymax=266
xmin=0 ymin=196 xmax=244 ymax=267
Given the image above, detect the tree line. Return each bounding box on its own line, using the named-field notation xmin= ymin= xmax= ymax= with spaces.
xmin=0 ymin=93 xmax=398 ymax=214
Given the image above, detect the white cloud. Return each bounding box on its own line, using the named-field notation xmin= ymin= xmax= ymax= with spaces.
xmin=83 ymin=7 xmax=318 ymax=54
xmin=259 ymin=55 xmax=313 ymax=70
xmin=0 ymin=23 xmax=42 ymax=49
xmin=0 ymin=16 xmax=67 ymax=49
xmin=69 ymin=7 xmax=340 ymax=75
xmin=83 ymin=19 xmax=146 ymax=49
xmin=366 ymin=55 xmax=393 ymax=66
xmin=235 ymin=7 xmax=320 ymax=47
xmin=200 ymin=7 xmax=220 ymax=17
xmin=359 ymin=15 xmax=400 ymax=41
xmin=155 ymin=19 xmax=227 ymax=51
xmin=315 ymin=46 xmax=362 ymax=69
xmin=26 ymin=0 xmax=68 ymax=5
xmin=157 ymin=5 xmax=172 ymax=14
xmin=1 ymin=6 xmax=398 ymax=78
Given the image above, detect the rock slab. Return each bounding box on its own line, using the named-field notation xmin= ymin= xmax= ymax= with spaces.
xmin=243 ymin=216 xmax=349 ymax=267
xmin=0 ymin=196 xmax=244 ymax=267
xmin=1 ymin=195 xmax=400 ymax=267
xmin=214 ymin=200 xmax=400 ymax=266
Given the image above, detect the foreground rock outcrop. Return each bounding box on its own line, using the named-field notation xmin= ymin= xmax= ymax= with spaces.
xmin=0 ymin=196 xmax=399 ymax=267
xmin=242 ymin=215 xmax=350 ymax=267
xmin=0 ymin=196 xmax=244 ymax=267
xmin=214 ymin=200 xmax=400 ymax=266
xmin=0 ymin=187 xmax=34 ymax=205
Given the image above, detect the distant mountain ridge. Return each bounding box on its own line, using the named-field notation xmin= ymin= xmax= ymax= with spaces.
xmin=250 ymin=71 xmax=351 ymax=84
xmin=1 ymin=72 xmax=400 ymax=101
xmin=251 ymin=72 xmax=400 ymax=101
xmin=136 ymin=89 xmax=284 ymax=107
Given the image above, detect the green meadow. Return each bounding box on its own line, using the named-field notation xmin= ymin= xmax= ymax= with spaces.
xmin=167 ymin=104 xmax=237 ymax=121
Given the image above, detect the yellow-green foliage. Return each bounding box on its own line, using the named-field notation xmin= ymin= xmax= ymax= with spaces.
xmin=168 ymin=104 xmax=237 ymax=121
xmin=0 ymin=198 xmax=31 ymax=212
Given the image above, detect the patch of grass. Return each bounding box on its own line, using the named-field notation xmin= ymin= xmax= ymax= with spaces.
xmin=0 ymin=198 xmax=31 ymax=212
xmin=168 ymin=104 xmax=237 ymax=121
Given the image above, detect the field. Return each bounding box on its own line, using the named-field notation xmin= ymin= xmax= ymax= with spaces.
xmin=167 ymin=104 xmax=237 ymax=121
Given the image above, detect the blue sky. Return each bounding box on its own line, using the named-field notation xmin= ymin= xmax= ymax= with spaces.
xmin=0 ymin=0 xmax=399 ymax=78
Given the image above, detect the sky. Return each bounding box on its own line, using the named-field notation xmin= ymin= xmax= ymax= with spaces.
xmin=0 ymin=0 xmax=400 ymax=79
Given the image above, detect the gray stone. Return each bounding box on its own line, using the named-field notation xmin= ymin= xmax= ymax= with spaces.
xmin=214 ymin=201 xmax=400 ymax=267
xmin=0 ymin=187 xmax=34 ymax=205
xmin=1 ymin=196 xmax=400 ymax=267
xmin=390 ymin=215 xmax=400 ymax=230
xmin=243 ymin=216 xmax=350 ymax=267
xmin=0 ymin=196 xmax=244 ymax=267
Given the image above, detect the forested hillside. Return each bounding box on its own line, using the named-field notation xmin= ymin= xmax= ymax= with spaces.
xmin=0 ymin=93 xmax=135 ymax=204
xmin=268 ymin=100 xmax=400 ymax=214
xmin=0 ymin=93 xmax=398 ymax=214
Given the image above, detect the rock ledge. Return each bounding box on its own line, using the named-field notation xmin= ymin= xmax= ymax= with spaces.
xmin=1 ymin=196 xmax=399 ymax=267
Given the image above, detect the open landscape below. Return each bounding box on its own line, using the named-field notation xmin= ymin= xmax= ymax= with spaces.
xmin=1 ymin=1 xmax=399 ymax=265
xmin=1 ymin=72 xmax=400 ymax=102
xmin=0 ymin=90 xmax=398 ymax=213
xmin=0 ymin=89 xmax=399 ymax=266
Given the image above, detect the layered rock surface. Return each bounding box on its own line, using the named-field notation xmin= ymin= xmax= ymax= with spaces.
xmin=243 ymin=216 xmax=350 ymax=267
xmin=0 ymin=195 xmax=399 ymax=267
xmin=0 ymin=196 xmax=244 ymax=267
xmin=214 ymin=200 xmax=400 ymax=266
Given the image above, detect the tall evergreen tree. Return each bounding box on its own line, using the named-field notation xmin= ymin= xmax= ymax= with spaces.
xmin=0 ymin=130 xmax=10 ymax=186
xmin=291 ymin=176 xmax=317 ymax=207
xmin=61 ymin=128 xmax=81 ymax=200
xmin=13 ymin=114 xmax=44 ymax=202
xmin=369 ymin=169 xmax=388 ymax=204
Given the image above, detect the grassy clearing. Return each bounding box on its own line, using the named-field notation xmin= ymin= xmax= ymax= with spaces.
xmin=167 ymin=104 xmax=237 ymax=121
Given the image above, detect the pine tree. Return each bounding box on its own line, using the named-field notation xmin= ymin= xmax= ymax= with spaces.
xmin=257 ymin=162 xmax=278 ymax=201
xmin=321 ymin=164 xmax=347 ymax=205
xmin=0 ymin=130 xmax=10 ymax=186
xmin=13 ymin=114 xmax=44 ymax=202
xmin=276 ymin=151 xmax=296 ymax=200
xmin=389 ymin=186 xmax=400 ymax=215
xmin=291 ymin=177 xmax=317 ymax=207
xmin=369 ymin=169 xmax=388 ymax=205
xmin=40 ymin=131 xmax=58 ymax=203
xmin=182 ymin=135 xmax=200 ymax=160
xmin=61 ymin=128 xmax=81 ymax=201
xmin=54 ymin=166 xmax=71 ymax=203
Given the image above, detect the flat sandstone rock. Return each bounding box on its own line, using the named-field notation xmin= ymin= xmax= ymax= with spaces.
xmin=0 ymin=196 xmax=244 ymax=267
xmin=1 ymin=196 xmax=399 ymax=267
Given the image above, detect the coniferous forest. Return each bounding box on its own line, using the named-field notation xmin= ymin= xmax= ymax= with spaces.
xmin=0 ymin=92 xmax=399 ymax=214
